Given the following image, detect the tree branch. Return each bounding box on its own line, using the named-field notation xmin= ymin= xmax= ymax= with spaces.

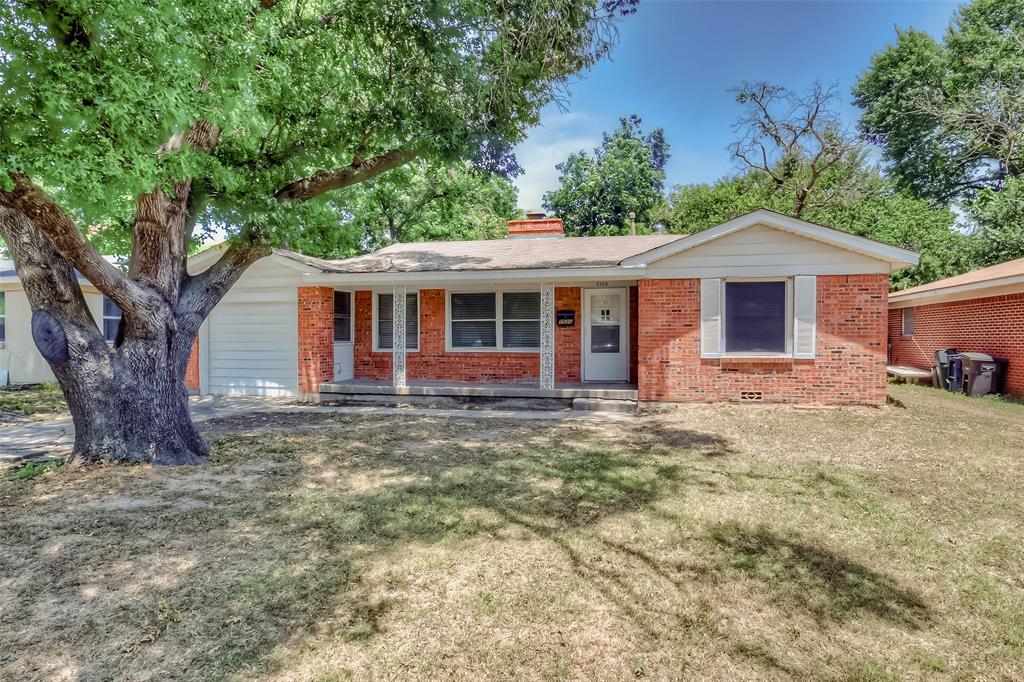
xmin=2 ymin=174 xmax=153 ymax=314
xmin=274 ymin=148 xmax=417 ymax=201
xmin=176 ymin=241 xmax=269 ymax=333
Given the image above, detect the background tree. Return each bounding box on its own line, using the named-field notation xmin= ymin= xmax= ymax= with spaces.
xmin=542 ymin=115 xmax=668 ymax=235
xmin=654 ymin=80 xmax=973 ymax=290
xmin=854 ymin=0 xmax=1024 ymax=263
xmin=0 ymin=0 xmax=637 ymax=464
xmin=291 ymin=161 xmax=519 ymax=259
xmin=730 ymin=81 xmax=862 ymax=218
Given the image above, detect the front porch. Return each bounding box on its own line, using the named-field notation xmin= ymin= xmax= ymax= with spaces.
xmin=319 ymin=379 xmax=638 ymax=412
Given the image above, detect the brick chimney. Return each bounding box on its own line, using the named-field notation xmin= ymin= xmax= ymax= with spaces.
xmin=506 ymin=211 xmax=565 ymax=239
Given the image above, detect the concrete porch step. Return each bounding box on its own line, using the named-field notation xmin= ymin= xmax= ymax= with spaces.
xmin=571 ymin=397 xmax=638 ymax=414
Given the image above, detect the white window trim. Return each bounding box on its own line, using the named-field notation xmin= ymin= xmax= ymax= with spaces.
xmin=445 ymin=289 xmax=542 ymax=353
xmin=101 ymin=295 xmax=122 ymax=345
xmin=371 ymin=290 xmax=420 ymax=353
xmin=333 ymin=289 xmax=354 ymax=344
xmin=901 ymin=307 xmax=914 ymax=337
xmin=720 ymin=277 xmax=794 ymax=358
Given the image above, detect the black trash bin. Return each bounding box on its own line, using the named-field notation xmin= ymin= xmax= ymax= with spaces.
xmin=935 ymin=348 xmax=958 ymax=390
xmin=993 ymin=358 xmax=1010 ymax=394
xmin=961 ymin=352 xmax=996 ymax=396
xmin=946 ymin=354 xmax=964 ymax=392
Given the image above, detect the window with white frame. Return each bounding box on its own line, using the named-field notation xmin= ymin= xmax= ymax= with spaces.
xmin=723 ymin=280 xmax=788 ymax=354
xmin=0 ymin=292 xmax=5 ymax=343
xmin=449 ymin=291 xmax=540 ymax=350
xmin=375 ymin=292 xmax=418 ymax=350
xmin=102 ymin=295 xmax=122 ymax=343
xmin=334 ymin=291 xmax=352 ymax=342
xmin=901 ymin=307 xmax=914 ymax=336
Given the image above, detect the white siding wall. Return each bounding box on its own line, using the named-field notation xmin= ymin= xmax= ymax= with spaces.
xmin=202 ymin=258 xmax=300 ymax=396
xmin=1 ymin=288 xmax=104 ymax=384
xmin=645 ymin=224 xmax=890 ymax=278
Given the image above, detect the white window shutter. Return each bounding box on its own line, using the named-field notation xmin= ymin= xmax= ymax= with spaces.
xmin=793 ymin=275 xmax=816 ymax=359
xmin=700 ymin=278 xmax=722 ymax=358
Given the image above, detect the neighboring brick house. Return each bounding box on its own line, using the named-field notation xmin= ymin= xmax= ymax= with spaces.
xmin=173 ymin=209 xmax=916 ymax=406
xmin=888 ymin=257 xmax=1024 ymax=397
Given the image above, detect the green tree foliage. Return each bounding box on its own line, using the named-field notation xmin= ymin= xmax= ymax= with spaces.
xmin=655 ymin=162 xmax=972 ymax=291
xmin=0 ymin=0 xmax=637 ymax=464
xmin=854 ymin=0 xmax=1024 ymax=265
xmin=291 ymin=161 xmax=519 ymax=259
xmin=543 ymin=115 xmax=668 ymax=235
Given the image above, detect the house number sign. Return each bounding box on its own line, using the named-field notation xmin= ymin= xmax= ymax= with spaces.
xmin=556 ymin=310 xmax=576 ymax=327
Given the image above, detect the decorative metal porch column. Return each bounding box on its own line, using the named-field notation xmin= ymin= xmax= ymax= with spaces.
xmin=392 ymin=284 xmax=407 ymax=388
xmin=540 ymin=282 xmax=555 ymax=389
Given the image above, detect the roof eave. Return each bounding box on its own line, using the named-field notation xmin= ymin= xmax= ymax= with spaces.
xmin=620 ymin=209 xmax=919 ymax=268
xmin=889 ymin=273 xmax=1024 ymax=307
xmin=302 ymin=264 xmax=647 ymax=286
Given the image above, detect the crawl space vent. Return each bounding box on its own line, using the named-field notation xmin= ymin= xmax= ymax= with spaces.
xmin=739 ymin=391 xmax=763 ymax=402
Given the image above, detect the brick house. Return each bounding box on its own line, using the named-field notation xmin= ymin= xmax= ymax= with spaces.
xmin=888 ymin=257 xmax=1024 ymax=396
xmin=2 ymin=210 xmax=918 ymax=405
xmin=179 ymin=209 xmax=916 ymax=406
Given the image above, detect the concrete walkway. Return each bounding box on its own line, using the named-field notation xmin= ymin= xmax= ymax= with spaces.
xmin=1 ymin=397 xmax=629 ymax=468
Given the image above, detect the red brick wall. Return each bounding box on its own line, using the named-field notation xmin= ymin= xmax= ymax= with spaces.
xmin=555 ymin=287 xmax=581 ymax=383
xmin=354 ymin=289 xmax=551 ymax=384
xmin=298 ymin=286 xmax=334 ymax=396
xmin=888 ymin=292 xmax=1024 ymax=396
xmin=637 ymin=275 xmax=889 ymax=405
xmin=184 ymin=337 xmax=200 ymax=392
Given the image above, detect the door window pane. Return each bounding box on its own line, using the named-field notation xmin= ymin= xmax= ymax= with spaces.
xmin=333 ymin=291 xmax=351 ymax=342
xmin=590 ymin=294 xmax=620 ymax=324
xmin=591 ymin=325 xmax=620 ymax=353
xmin=724 ymin=281 xmax=786 ymax=353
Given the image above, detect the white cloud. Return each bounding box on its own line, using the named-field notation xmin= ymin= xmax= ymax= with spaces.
xmin=513 ymin=112 xmax=598 ymax=211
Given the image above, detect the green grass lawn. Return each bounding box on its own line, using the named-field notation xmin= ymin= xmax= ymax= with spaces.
xmin=1 ymin=384 xmax=1022 ymax=680
xmin=0 ymin=383 xmax=67 ymax=421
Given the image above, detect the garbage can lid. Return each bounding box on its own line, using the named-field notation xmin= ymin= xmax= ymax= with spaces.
xmin=958 ymin=352 xmax=993 ymax=361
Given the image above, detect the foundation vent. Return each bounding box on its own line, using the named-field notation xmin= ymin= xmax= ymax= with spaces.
xmin=739 ymin=391 xmax=764 ymax=402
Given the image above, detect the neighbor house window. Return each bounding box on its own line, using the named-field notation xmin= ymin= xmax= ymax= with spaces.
xmin=723 ymin=281 xmax=788 ymax=354
xmin=334 ymin=291 xmax=351 ymax=342
xmin=375 ymin=292 xmax=418 ymax=350
xmin=901 ymin=307 xmax=914 ymax=337
xmin=102 ymin=295 xmax=122 ymax=343
xmin=0 ymin=292 xmax=5 ymax=343
xmin=449 ymin=291 xmax=540 ymax=351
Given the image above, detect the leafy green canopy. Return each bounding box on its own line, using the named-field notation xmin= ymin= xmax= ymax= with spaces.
xmin=0 ymin=0 xmax=634 ymax=247
xmin=654 ymin=161 xmax=972 ymax=291
xmin=543 ymin=114 xmax=668 ymax=236
xmin=291 ymin=160 xmax=519 ymax=259
xmin=854 ymin=0 xmax=1024 ymax=205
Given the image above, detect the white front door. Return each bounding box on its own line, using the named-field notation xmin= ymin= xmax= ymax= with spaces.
xmin=333 ymin=291 xmax=354 ymax=381
xmin=583 ymin=288 xmax=629 ymax=382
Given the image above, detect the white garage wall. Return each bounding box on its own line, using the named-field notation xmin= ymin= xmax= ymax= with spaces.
xmin=202 ymin=257 xmax=300 ymax=397
xmin=1 ymin=287 xmax=104 ymax=385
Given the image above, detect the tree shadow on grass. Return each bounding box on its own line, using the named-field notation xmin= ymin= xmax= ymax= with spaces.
xmin=0 ymin=413 xmax=734 ymax=681
xmin=707 ymin=522 xmax=928 ymax=628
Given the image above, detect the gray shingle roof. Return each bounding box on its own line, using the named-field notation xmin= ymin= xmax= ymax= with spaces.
xmin=276 ymin=235 xmax=683 ymax=274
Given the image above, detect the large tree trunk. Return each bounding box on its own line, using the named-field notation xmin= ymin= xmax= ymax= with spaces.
xmin=1 ymin=176 xmax=264 ymax=465
xmin=58 ymin=332 xmax=208 ymax=464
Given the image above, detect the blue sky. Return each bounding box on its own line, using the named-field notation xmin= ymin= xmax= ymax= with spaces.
xmin=513 ymin=0 xmax=960 ymax=210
